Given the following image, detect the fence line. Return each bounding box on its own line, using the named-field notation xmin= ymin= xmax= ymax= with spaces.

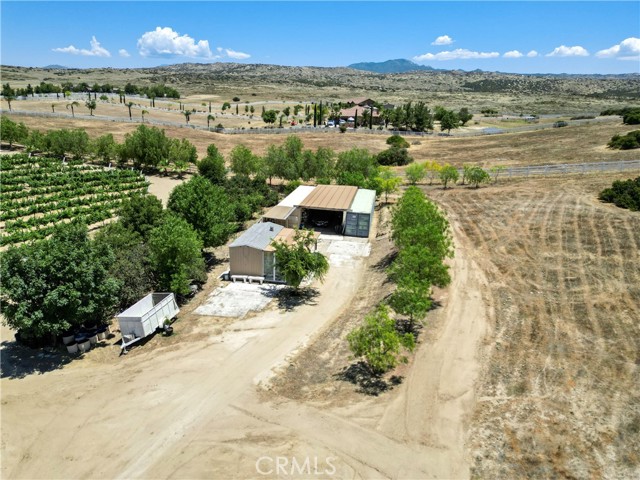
xmin=2 ymin=109 xmax=618 ymax=138
xmin=488 ymin=160 xmax=640 ymax=179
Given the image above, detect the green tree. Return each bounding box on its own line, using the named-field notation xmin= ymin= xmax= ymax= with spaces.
xmin=269 ymin=229 xmax=329 ymax=290
xmin=489 ymin=165 xmax=506 ymax=183
xmin=466 ymin=165 xmax=490 ymax=188
xmin=94 ymin=222 xmax=154 ymax=310
xmin=222 ymin=101 xmax=231 ymax=112
xmin=439 ymin=164 xmax=459 ymax=189
xmin=119 ymin=124 xmax=171 ymax=169
xmin=118 ymin=194 xmax=165 ymax=241
xmin=167 ymin=176 xmax=235 ymax=247
xmin=85 ymin=99 xmax=97 ymax=116
xmin=141 ymin=109 xmax=149 ymax=122
xmin=405 ymin=162 xmax=426 ymax=185
xmin=439 ymin=110 xmax=459 ymax=134
xmin=457 ymin=108 xmax=473 ymax=126
xmin=207 ymin=114 xmax=215 ymax=130
xmin=4 ymin=94 xmax=15 ymax=112
xmin=0 ymin=222 xmax=119 ymax=342
xmin=335 ymin=147 xmax=378 ymax=180
xmin=262 ymin=109 xmax=277 ymax=125
xmin=92 ymin=133 xmax=118 ymax=164
xmin=0 ymin=116 xmax=28 ymax=149
xmin=169 ymin=138 xmax=198 ymax=176
xmin=391 ymin=186 xmax=453 ymax=261
xmin=198 ymin=144 xmax=226 ymax=185
xmin=347 ymin=304 xmax=415 ymax=375
xmin=379 ymin=167 xmax=402 ymax=203
xmin=388 ymin=279 xmax=432 ymax=330
xmin=229 ymin=144 xmax=261 ymax=176
xmin=148 ymin=215 xmax=206 ymax=294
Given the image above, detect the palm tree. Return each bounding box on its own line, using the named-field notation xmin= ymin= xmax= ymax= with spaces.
xmin=51 ymin=103 xmax=56 ymax=113
xmin=184 ymin=109 xmax=195 ymax=125
xmin=207 ymin=114 xmax=215 ymax=130
xmin=126 ymin=102 xmax=134 ymax=120
xmin=67 ymin=101 xmax=79 ymax=118
xmin=141 ymin=110 xmax=149 ymax=123
xmin=5 ymin=95 xmax=15 ymax=112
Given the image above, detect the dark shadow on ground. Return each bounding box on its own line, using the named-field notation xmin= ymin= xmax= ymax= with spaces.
xmin=372 ymin=250 xmax=398 ymax=272
xmin=335 ymin=361 xmax=404 ymax=396
xmin=275 ymin=287 xmax=321 ymax=312
xmin=0 ymin=340 xmax=73 ymax=379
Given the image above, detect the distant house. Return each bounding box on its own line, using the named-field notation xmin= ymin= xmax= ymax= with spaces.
xmin=344 ymin=97 xmax=376 ymax=108
xmin=339 ymin=106 xmax=380 ymax=124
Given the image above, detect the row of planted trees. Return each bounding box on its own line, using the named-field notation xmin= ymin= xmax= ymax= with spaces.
xmin=0 ymin=118 xmax=199 ymax=176
xmin=347 ymin=187 xmax=454 ymax=375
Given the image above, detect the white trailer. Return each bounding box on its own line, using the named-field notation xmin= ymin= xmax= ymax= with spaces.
xmin=116 ymin=293 xmax=179 ymax=352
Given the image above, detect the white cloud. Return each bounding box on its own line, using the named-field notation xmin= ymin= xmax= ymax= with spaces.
xmin=137 ymin=27 xmax=214 ymax=58
xmin=432 ymin=35 xmax=453 ymax=46
xmin=596 ymin=37 xmax=640 ymax=61
xmin=527 ymin=50 xmax=539 ymax=58
xmin=546 ymin=45 xmax=589 ymax=57
xmin=119 ymin=49 xmax=131 ymax=58
xmin=503 ymin=50 xmax=523 ymax=58
xmin=53 ymin=36 xmax=111 ymax=57
xmin=413 ymin=48 xmax=499 ymax=61
xmin=225 ymin=48 xmax=250 ymax=60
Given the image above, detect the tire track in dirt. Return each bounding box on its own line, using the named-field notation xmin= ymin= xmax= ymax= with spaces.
xmin=374 ymin=213 xmax=491 ymax=479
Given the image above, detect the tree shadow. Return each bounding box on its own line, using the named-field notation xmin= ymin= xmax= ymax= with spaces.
xmin=274 ymin=287 xmax=320 ymax=312
xmin=335 ymin=361 xmax=404 ymax=396
xmin=372 ymin=250 xmax=398 ymax=272
xmin=0 ymin=340 xmax=73 ymax=379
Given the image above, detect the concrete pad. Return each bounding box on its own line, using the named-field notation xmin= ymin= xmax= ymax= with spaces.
xmin=194 ymin=282 xmax=284 ymax=318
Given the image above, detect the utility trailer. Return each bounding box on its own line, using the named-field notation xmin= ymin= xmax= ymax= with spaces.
xmin=116 ymin=293 xmax=179 ymax=353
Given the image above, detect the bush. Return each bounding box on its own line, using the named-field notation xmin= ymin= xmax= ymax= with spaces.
xmin=608 ymin=131 xmax=640 ymax=150
xmin=623 ymin=112 xmax=640 ymax=125
xmin=553 ymin=121 xmax=568 ymax=128
xmin=386 ymin=135 xmax=410 ymax=149
xmin=376 ymin=147 xmax=413 ymax=166
xmin=598 ymin=177 xmax=640 ymax=211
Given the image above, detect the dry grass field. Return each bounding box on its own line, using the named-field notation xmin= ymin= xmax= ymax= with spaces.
xmin=5 ymin=111 xmax=638 ymax=168
xmin=428 ymin=175 xmax=640 ymax=478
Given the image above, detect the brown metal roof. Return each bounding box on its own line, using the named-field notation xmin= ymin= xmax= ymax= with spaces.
xmin=297 ymin=185 xmax=358 ymax=211
xmin=265 ymin=228 xmax=321 ymax=251
xmin=263 ymin=205 xmax=294 ymax=220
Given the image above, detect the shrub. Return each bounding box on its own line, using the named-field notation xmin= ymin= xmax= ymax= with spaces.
xmin=376 ymin=147 xmax=413 ymax=166
xmin=608 ymin=131 xmax=640 ymax=150
xmin=553 ymin=121 xmax=568 ymax=128
xmin=386 ymin=135 xmax=410 ymax=149
xmin=598 ymin=177 xmax=640 ymax=211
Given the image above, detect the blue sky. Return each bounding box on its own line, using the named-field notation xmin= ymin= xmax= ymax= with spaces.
xmin=1 ymin=1 xmax=639 ymax=74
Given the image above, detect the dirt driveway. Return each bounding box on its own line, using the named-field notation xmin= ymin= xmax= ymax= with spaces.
xmin=1 ymin=215 xmax=488 ymax=479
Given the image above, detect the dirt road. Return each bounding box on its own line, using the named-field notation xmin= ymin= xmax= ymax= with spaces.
xmin=1 ymin=215 xmax=490 ymax=479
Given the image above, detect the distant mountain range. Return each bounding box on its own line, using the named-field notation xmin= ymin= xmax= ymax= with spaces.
xmin=347 ymin=59 xmax=440 ymax=74
xmin=42 ymin=64 xmax=70 ymax=70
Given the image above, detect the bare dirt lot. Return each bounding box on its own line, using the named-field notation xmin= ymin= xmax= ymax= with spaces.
xmin=428 ymin=174 xmax=640 ymax=478
xmin=1 ymin=199 xmax=491 ymax=479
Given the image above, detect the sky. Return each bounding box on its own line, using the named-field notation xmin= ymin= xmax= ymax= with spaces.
xmin=1 ymin=1 xmax=639 ymax=75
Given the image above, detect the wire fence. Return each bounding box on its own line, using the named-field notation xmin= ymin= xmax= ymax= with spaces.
xmin=489 ymin=160 xmax=640 ymax=179
xmin=2 ymin=109 xmax=620 ymax=138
